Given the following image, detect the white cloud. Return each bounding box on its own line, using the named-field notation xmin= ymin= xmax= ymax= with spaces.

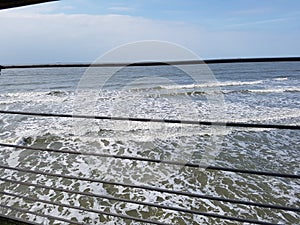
xmin=231 ymin=8 xmax=271 ymax=15
xmin=0 ymin=10 xmax=299 ymax=64
xmin=108 ymin=6 xmax=135 ymax=13
xmin=227 ymin=17 xmax=293 ymax=28
xmin=0 ymin=11 xmax=203 ymax=63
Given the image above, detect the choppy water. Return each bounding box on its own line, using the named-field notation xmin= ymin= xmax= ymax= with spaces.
xmin=0 ymin=62 xmax=299 ymax=224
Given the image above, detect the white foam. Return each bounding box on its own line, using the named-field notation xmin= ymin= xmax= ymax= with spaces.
xmin=6 ymin=150 xmax=22 ymax=167
xmin=273 ymin=77 xmax=288 ymax=81
xmin=249 ymin=87 xmax=300 ymax=93
xmin=160 ymin=80 xmax=264 ymax=90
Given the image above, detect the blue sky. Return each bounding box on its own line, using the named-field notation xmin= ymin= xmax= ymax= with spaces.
xmin=0 ymin=0 xmax=299 ymax=64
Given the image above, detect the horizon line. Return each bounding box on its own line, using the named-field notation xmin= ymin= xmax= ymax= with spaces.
xmin=1 ymin=56 xmax=300 ymax=69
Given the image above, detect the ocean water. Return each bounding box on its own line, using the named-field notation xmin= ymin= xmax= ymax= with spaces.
xmin=0 ymin=62 xmax=299 ymax=224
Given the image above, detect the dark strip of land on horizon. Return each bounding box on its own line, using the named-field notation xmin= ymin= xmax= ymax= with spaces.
xmin=1 ymin=57 xmax=300 ymax=70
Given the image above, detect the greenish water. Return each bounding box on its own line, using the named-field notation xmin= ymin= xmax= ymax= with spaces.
xmin=0 ymin=62 xmax=299 ymax=224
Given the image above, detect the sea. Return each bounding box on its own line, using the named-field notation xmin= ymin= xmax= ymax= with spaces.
xmin=0 ymin=61 xmax=299 ymax=224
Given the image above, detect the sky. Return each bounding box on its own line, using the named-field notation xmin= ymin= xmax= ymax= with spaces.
xmin=0 ymin=0 xmax=299 ymax=64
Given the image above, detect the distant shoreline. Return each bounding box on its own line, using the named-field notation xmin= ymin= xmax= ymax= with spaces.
xmin=1 ymin=57 xmax=300 ymax=69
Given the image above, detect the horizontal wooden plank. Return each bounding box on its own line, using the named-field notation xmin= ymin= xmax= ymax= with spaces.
xmin=0 ymin=0 xmax=58 ymax=10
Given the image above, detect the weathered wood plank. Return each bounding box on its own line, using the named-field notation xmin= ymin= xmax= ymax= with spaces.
xmin=0 ymin=0 xmax=58 ymax=10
